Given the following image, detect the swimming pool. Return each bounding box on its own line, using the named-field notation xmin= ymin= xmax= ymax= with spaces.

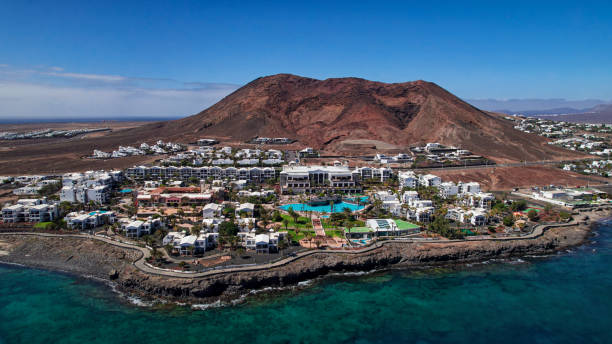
xmin=119 ymin=189 xmax=133 ymax=193
xmin=345 ymin=196 xmax=369 ymax=203
xmin=351 ymin=239 xmax=369 ymax=245
xmin=280 ymin=201 xmax=365 ymax=213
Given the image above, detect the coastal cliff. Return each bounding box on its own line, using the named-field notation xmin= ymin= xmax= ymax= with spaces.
xmin=0 ymin=209 xmax=608 ymax=304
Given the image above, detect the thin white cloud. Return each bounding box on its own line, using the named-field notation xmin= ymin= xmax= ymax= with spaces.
xmin=0 ymin=65 xmax=241 ymax=120
xmin=0 ymin=80 xmax=239 ymax=119
xmin=43 ymin=71 xmax=127 ymax=82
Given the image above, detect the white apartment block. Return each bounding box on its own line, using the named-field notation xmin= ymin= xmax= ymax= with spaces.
xmin=398 ymin=171 xmax=418 ymax=189
xmin=202 ymin=203 xmax=223 ymax=218
xmin=59 ymin=170 xmax=121 ymax=205
xmin=439 ymin=182 xmax=459 ymax=198
xmin=125 ymin=166 xmax=276 ymax=182
xmin=467 ymin=192 xmax=495 ymax=209
xmin=419 ymin=174 xmax=442 ymax=187
xmin=445 ymin=208 xmax=488 ymax=226
xmin=163 ymin=232 xmax=216 ymax=254
xmin=120 ymin=217 xmax=161 ymax=238
xmin=352 ymin=167 xmax=393 ymax=183
xmin=402 ymin=190 xmax=419 ymax=204
xmin=60 ymin=185 xmax=110 ymax=204
xmin=2 ymin=199 xmax=58 ymax=223
xmin=458 ymin=182 xmax=481 ymax=194
xmin=65 ymin=210 xmax=116 ymax=230
xmin=241 ymin=232 xmax=286 ymax=253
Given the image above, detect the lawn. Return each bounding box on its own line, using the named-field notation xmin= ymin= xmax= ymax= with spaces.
xmin=280 ymin=214 xmax=313 ymax=229
xmin=394 ymin=219 xmax=420 ymax=230
xmin=321 ymin=218 xmax=365 ymax=229
xmin=324 ymin=229 xmax=344 ymax=238
xmin=33 ymin=222 xmax=54 ymax=229
xmin=285 ymin=229 xmax=316 ymax=243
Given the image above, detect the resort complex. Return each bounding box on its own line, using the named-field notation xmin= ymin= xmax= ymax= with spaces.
xmin=1 ymin=136 xmax=609 ymax=275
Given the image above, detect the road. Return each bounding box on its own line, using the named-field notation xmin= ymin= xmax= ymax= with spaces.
xmin=411 ymin=158 xmax=603 ymax=172
xmin=0 ymin=210 xmax=596 ymax=279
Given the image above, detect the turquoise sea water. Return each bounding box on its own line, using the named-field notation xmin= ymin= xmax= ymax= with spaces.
xmin=1 ymin=221 xmax=612 ymax=343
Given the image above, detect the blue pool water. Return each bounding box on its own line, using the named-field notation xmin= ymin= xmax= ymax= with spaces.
xmin=119 ymin=189 xmax=133 ymax=193
xmin=88 ymin=210 xmax=109 ymax=215
xmin=280 ymin=201 xmax=364 ymax=213
xmin=351 ymin=239 xmax=369 ymax=245
xmin=345 ymin=196 xmax=369 ymax=203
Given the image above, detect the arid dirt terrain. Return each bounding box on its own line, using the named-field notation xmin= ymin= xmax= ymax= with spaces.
xmin=433 ymin=165 xmax=609 ymax=190
xmin=0 ymin=121 xmax=159 ymax=174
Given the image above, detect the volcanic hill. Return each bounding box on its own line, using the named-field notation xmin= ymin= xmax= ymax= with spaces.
xmin=145 ymin=73 xmax=582 ymax=162
xmin=0 ymin=74 xmax=588 ymax=175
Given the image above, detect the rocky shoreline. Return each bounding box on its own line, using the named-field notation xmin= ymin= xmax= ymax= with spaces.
xmin=0 ymin=208 xmax=610 ymax=305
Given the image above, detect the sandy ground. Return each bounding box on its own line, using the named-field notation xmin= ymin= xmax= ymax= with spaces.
xmin=432 ymin=165 xmax=609 ymax=191
xmin=0 ymin=120 xmax=160 ymax=175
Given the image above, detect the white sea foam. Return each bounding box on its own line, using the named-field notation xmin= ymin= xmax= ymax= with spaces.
xmin=126 ymin=295 xmax=155 ymax=307
xmin=297 ymin=279 xmax=314 ymax=287
xmin=328 ymin=269 xmax=379 ymax=277
xmin=0 ymin=261 xmax=27 ymax=268
xmin=192 ymin=300 xmax=226 ymax=310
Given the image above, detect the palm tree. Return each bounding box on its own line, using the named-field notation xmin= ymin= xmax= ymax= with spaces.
xmin=191 ymin=223 xmax=202 ymax=236
xmin=277 ymin=239 xmax=288 ymax=257
xmin=343 ymin=220 xmax=352 ymax=234
xmin=59 ymin=201 xmax=73 ymax=215
xmin=282 ymin=218 xmax=289 ymax=231
xmin=288 ymin=207 xmax=299 ymax=225
xmin=343 ymin=207 xmax=352 ymax=221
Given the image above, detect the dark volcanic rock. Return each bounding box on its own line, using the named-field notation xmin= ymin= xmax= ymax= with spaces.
xmin=0 ymin=220 xmax=598 ymax=304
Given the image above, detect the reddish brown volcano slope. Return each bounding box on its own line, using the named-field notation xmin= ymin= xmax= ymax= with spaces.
xmin=0 ymin=74 xmax=588 ymax=175
xmin=145 ymin=74 xmax=582 ymax=162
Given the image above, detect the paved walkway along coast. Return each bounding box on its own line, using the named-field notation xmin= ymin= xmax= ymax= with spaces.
xmin=0 ymin=210 xmax=602 ymax=279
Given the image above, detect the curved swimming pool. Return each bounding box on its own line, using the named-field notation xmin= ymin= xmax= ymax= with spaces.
xmin=280 ymin=201 xmax=365 ymax=213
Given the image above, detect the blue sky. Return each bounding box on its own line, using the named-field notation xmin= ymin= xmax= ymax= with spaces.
xmin=1 ymin=0 xmax=611 ymax=119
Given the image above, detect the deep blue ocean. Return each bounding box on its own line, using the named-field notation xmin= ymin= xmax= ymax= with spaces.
xmin=1 ymin=221 xmax=612 ymax=344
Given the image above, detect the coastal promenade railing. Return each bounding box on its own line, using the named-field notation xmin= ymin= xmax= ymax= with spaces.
xmin=0 ymin=207 xmax=607 ymax=279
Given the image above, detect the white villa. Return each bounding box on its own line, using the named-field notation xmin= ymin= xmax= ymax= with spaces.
xmin=446 ymin=208 xmax=488 ymax=226
xmin=120 ymin=217 xmax=161 ymax=238
xmin=202 ymin=203 xmax=223 ymax=218
xmin=398 ymin=171 xmax=418 ymax=189
xmin=65 ymin=210 xmax=116 ymax=230
xmin=419 ymin=174 xmax=442 ymax=187
xmin=242 ymin=231 xmax=286 ymax=253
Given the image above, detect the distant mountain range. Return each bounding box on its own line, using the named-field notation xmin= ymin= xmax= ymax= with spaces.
xmin=466 ymin=98 xmax=611 ymax=113
xmin=532 ymin=104 xmax=612 ymax=124
xmin=466 ymin=98 xmax=612 ymax=123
